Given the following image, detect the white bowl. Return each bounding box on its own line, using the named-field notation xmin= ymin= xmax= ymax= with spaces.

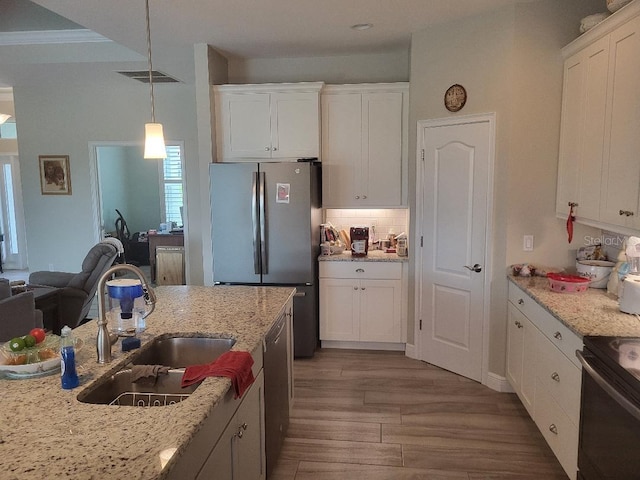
xmin=576 ymin=260 xmax=615 ymax=288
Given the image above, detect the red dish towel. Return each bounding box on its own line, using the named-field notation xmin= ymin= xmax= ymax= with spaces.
xmin=181 ymin=351 xmax=255 ymax=399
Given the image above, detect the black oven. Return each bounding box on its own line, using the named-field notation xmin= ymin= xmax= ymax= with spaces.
xmin=577 ymin=337 xmax=640 ymax=480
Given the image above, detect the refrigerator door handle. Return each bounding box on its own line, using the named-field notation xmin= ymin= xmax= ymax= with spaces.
xmin=259 ymin=171 xmax=267 ymax=274
xmin=252 ymin=171 xmax=261 ymax=274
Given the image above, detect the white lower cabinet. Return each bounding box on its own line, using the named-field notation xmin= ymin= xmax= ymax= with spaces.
xmin=505 ymin=303 xmax=538 ymax=416
xmin=319 ymin=262 xmax=403 ymax=345
xmin=507 ymin=282 xmax=581 ymax=480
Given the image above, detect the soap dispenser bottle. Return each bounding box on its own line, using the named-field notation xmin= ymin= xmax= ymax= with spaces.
xmin=60 ymin=325 xmax=80 ymax=389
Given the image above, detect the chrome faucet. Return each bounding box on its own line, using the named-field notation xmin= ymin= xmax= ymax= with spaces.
xmin=96 ymin=263 xmax=156 ymax=364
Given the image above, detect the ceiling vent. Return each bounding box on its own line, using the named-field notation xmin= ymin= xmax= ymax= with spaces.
xmin=117 ymin=70 xmax=180 ymax=83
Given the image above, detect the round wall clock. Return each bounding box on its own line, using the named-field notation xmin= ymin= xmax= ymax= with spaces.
xmin=444 ymin=84 xmax=467 ymax=112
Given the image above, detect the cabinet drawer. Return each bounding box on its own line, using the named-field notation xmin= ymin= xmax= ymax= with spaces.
xmin=508 ymin=283 xmax=582 ymax=368
xmin=534 ymin=382 xmax=579 ymax=480
xmin=536 ymin=335 xmax=582 ymax=427
xmin=319 ymin=261 xmax=402 ymax=280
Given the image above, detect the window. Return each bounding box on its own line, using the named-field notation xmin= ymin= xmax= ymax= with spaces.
xmin=160 ymin=145 xmax=184 ymax=226
xmin=0 ymin=121 xmax=17 ymax=139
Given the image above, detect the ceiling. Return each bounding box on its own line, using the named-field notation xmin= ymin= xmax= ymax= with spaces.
xmin=0 ymin=0 xmax=540 ymax=88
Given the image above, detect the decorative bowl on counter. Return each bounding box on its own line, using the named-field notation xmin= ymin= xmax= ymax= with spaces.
xmin=547 ymin=272 xmax=590 ymax=293
xmin=576 ymin=260 xmax=615 ymax=289
xmin=0 ymin=334 xmax=83 ymax=378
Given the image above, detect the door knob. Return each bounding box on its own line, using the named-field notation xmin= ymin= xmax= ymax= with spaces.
xmin=464 ymin=264 xmax=482 ymax=273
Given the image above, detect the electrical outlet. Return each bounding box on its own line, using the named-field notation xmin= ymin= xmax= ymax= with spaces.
xmin=523 ymin=235 xmax=534 ymax=252
xmin=48 ymin=263 xmax=54 ymax=271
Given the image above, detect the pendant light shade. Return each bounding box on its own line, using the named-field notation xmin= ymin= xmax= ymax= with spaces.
xmin=0 ymin=114 xmax=11 ymax=125
xmin=144 ymin=123 xmax=167 ymax=159
xmin=142 ymin=0 xmax=166 ymax=159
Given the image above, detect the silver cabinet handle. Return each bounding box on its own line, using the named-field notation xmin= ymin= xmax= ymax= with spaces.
xmin=272 ymin=147 xmax=277 ymax=151
xmin=237 ymin=422 xmax=248 ymax=438
xmin=265 ymin=146 xmax=270 ymax=151
xmin=355 ymin=195 xmax=360 ymax=199
xmin=518 ymin=299 xmax=524 ymax=305
xmin=549 ymin=424 xmax=558 ymax=435
xmin=515 ymin=321 xmax=523 ymax=329
xmin=354 ymin=286 xmax=358 ymax=290
xmin=362 ymin=195 xmax=367 ymax=199
xmin=361 ymin=287 xmax=366 ymax=291
xmin=554 ymin=331 xmax=562 ymax=340
xmin=464 ymin=264 xmax=482 ymax=273
xmin=356 ymin=268 xmax=365 ymax=273
xmin=551 ymin=372 xmax=560 ymax=382
xmin=620 ymin=210 xmax=635 ymax=217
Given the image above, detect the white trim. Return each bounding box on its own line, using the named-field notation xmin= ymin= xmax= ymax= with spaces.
xmin=321 ymin=340 xmax=405 ymax=352
xmin=485 ymin=372 xmax=514 ymax=393
xmin=562 ymin=0 xmax=640 ymax=58
xmin=0 ymin=29 xmax=110 ymax=46
xmin=0 ymin=88 xmax=13 ymax=102
xmin=414 ymin=112 xmax=496 ymax=387
xmin=213 ymin=82 xmax=324 ymax=94
xmin=404 ymin=342 xmax=417 ymax=359
xmin=321 ymin=83 xmax=409 ymax=95
xmin=88 ymin=141 xmax=189 ymax=281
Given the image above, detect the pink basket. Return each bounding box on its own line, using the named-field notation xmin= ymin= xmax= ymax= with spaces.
xmin=547 ymin=273 xmax=590 ymax=293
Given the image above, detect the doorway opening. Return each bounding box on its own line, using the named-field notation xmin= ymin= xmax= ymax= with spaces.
xmin=89 ymin=142 xmax=187 ymax=276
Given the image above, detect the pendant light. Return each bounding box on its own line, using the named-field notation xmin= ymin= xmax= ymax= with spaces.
xmin=0 ymin=114 xmax=11 ymax=125
xmin=143 ymin=0 xmax=166 ymax=159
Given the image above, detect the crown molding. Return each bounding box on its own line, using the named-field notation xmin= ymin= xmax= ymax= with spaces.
xmin=0 ymin=29 xmax=110 ymax=46
xmin=0 ymin=88 xmax=13 ymax=102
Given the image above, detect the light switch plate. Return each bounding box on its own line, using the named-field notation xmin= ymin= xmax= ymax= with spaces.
xmin=523 ymin=235 xmax=534 ymax=252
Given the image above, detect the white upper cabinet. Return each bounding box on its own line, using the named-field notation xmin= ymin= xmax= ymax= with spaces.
xmin=321 ymin=83 xmax=409 ymax=208
xmin=557 ymin=4 xmax=640 ymax=234
xmin=214 ymin=83 xmax=323 ymax=161
xmin=600 ymin=15 xmax=640 ymax=229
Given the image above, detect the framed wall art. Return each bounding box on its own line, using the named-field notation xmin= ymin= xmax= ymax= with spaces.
xmin=39 ymin=155 xmax=72 ymax=195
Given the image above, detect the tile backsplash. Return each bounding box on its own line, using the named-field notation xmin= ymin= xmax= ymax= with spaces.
xmin=324 ymin=209 xmax=408 ymax=241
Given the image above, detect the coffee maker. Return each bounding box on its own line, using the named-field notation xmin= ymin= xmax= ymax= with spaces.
xmin=350 ymin=227 xmax=369 ymax=257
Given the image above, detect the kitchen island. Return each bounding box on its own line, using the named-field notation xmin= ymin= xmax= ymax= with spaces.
xmin=0 ymin=285 xmax=294 ymax=480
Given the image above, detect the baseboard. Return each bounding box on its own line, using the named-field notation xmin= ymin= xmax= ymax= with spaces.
xmin=320 ymin=340 xmax=405 ymax=352
xmin=404 ymin=343 xmax=417 ymax=359
xmin=485 ymin=372 xmax=514 ymax=393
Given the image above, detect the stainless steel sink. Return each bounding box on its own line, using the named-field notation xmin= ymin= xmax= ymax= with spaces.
xmin=77 ymin=368 xmax=200 ymax=406
xmin=77 ymin=336 xmax=236 ymax=406
xmin=130 ymin=336 xmax=236 ymax=368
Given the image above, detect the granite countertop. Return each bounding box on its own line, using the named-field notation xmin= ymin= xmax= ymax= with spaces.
xmin=318 ymin=249 xmax=408 ymax=262
xmin=508 ymin=275 xmax=640 ymax=338
xmin=0 ymin=285 xmax=295 ymax=480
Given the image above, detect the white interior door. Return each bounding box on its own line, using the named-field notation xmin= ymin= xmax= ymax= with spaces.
xmin=416 ymin=114 xmax=494 ymax=383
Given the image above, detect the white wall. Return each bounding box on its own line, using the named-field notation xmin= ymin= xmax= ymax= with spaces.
xmin=228 ymin=50 xmax=410 ymax=84
xmin=409 ymin=0 xmax=602 ymax=375
xmin=14 ymin=82 xmax=198 ymax=275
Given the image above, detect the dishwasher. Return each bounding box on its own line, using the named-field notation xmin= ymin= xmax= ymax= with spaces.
xmin=264 ymin=310 xmax=290 ymax=476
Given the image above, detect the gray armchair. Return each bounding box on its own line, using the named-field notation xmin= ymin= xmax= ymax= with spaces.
xmin=28 ymin=242 xmax=118 ymax=331
xmin=0 ymin=279 xmax=44 ymax=342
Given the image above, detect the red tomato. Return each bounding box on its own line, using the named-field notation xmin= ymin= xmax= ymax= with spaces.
xmin=29 ymin=328 xmax=46 ymax=344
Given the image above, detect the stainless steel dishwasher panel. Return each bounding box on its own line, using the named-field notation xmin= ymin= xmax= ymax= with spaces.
xmin=264 ymin=311 xmax=290 ymax=476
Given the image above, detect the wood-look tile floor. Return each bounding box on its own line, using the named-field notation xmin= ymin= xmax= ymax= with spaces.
xmin=269 ymin=349 xmax=568 ymax=480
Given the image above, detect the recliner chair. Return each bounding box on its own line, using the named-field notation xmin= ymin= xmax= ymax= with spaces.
xmin=28 ymin=242 xmax=118 ymax=332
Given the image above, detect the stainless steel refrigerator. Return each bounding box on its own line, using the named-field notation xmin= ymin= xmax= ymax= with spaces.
xmin=210 ymin=161 xmax=321 ymax=357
